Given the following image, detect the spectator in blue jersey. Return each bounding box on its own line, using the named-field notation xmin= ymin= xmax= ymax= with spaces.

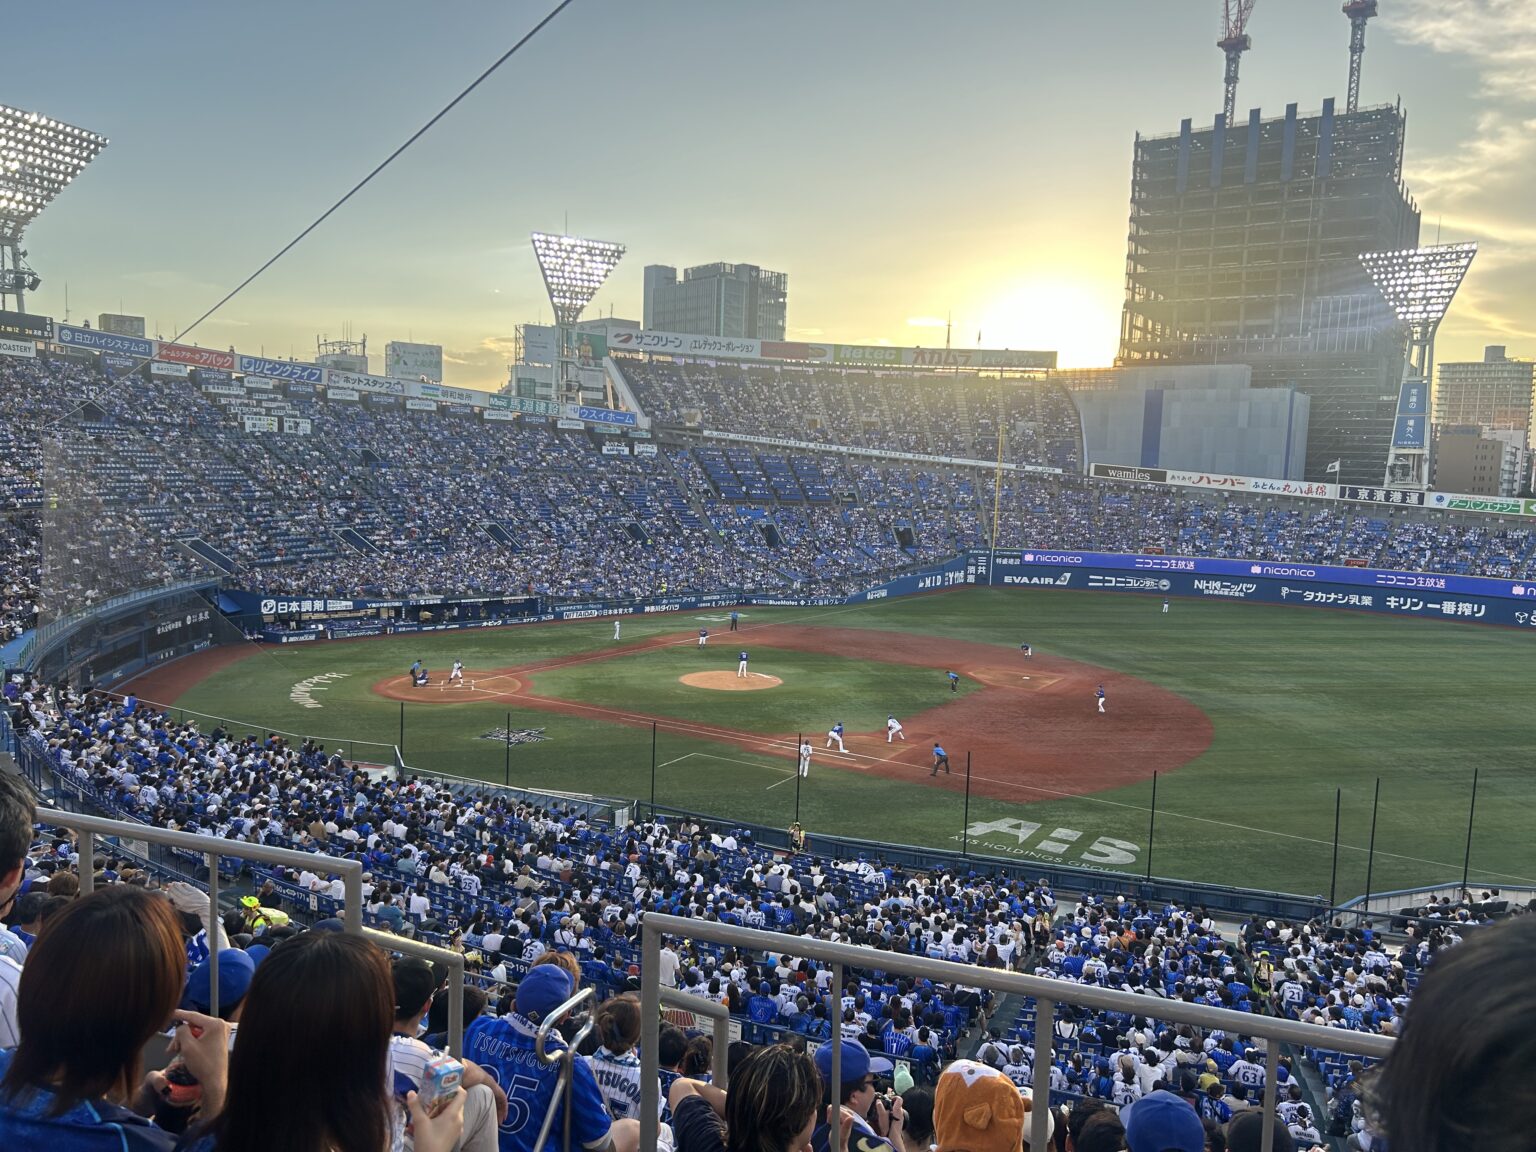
xmin=0 ymin=885 xmax=221 ymax=1151
xmin=465 ymin=963 xmax=641 ymax=1152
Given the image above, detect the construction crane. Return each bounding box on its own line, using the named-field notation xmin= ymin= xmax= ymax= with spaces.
xmin=1343 ymin=0 xmax=1379 ymax=113
xmin=1218 ymin=0 xmax=1257 ymax=124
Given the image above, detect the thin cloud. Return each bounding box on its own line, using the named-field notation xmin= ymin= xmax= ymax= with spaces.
xmin=1390 ymin=0 xmax=1536 ymax=348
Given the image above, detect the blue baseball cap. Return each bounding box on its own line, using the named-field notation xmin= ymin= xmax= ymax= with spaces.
xmin=516 ymin=964 xmax=573 ymax=1021
xmin=814 ymin=1038 xmax=893 ymax=1085
xmin=1123 ymin=1090 xmax=1205 ymax=1152
xmin=180 ymin=949 xmax=256 ymax=1013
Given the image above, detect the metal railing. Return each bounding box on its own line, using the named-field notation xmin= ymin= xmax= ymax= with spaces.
xmin=639 ymin=912 xmax=1395 ymax=1152
xmin=29 ymin=806 xmax=468 ymax=1052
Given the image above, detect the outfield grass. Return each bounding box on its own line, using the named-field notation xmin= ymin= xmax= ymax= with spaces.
xmin=168 ymin=590 xmax=1536 ymax=900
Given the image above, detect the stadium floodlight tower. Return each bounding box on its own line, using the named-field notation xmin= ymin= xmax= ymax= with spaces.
xmin=1360 ymin=242 xmax=1478 ymax=491
xmin=0 ymin=104 xmax=108 ymax=312
xmin=530 ymin=231 xmax=625 ymax=406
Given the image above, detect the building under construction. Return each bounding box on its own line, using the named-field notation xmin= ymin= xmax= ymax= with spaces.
xmin=1117 ymin=99 xmax=1420 ymax=485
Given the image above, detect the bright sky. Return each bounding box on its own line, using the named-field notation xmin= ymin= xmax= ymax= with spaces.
xmin=9 ymin=0 xmax=1533 ymax=389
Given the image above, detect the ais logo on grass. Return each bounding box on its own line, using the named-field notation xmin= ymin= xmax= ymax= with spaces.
xmin=954 ymin=819 xmax=1139 ymax=868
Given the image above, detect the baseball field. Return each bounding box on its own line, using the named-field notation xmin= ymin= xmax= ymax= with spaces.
xmin=126 ymin=587 xmax=1536 ymax=902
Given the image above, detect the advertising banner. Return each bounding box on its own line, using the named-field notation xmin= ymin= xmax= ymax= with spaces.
xmin=608 ymin=329 xmax=762 ymax=359
xmin=491 ymin=393 xmax=562 ymax=417
xmin=241 ymin=375 xmax=276 ymax=390
xmin=237 ymin=354 xmax=322 ymax=383
xmin=0 ymin=336 xmax=37 ymax=359
xmin=1427 ymin=492 xmax=1525 ymax=515
xmin=242 ymin=415 xmax=279 ymax=433
xmin=155 ymin=341 xmax=235 ymax=370
xmin=1392 ymin=414 xmax=1427 ymax=449
xmin=601 ymin=443 xmax=630 ymax=456
xmin=0 ymin=309 xmax=51 ymax=340
xmin=984 ymin=547 xmax=1532 ymax=600
xmin=633 ymin=442 xmax=659 ymax=456
xmin=281 ymin=417 xmax=312 ymax=435
xmin=556 ymin=418 xmax=585 ymax=430
xmin=1398 ymin=379 xmax=1428 ymax=417
xmin=326 ymin=387 xmax=359 ymax=402
xmin=1338 ymin=485 xmax=1425 ymax=507
xmin=405 ymin=398 xmax=437 ymax=412
xmin=57 ymin=323 xmax=154 ymax=359
xmin=148 ymin=361 xmax=190 ymax=378
xmin=367 ymin=392 xmax=397 ymax=405
xmin=200 ymin=381 xmax=245 ymax=397
xmin=417 ymin=381 xmax=478 ymax=405
xmin=383 ymin=341 xmax=443 ymax=382
xmin=483 ymin=410 xmax=517 ymax=422
xmin=324 ymin=368 xmax=405 ymax=394
xmin=521 ymin=325 xmax=558 ymax=364
xmin=565 ymin=403 xmax=638 ymax=426
xmin=627 ymin=428 xmax=652 ymax=439
xmin=834 ymin=343 xmax=905 ymax=366
xmin=701 ymin=429 xmax=1063 ymax=476
xmin=100 ymin=353 xmax=139 ymax=372
xmin=446 ymin=405 xmax=473 ymax=416
xmin=193 ymin=367 xmax=233 ymax=385
xmin=285 ymin=380 xmax=316 ymax=396
xmin=907 ymin=347 xmax=1057 ymax=370
xmin=1090 ymin=463 xmax=1167 ymax=484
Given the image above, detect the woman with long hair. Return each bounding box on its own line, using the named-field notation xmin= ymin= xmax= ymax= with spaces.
xmin=185 ymin=931 xmax=463 ymax=1152
xmin=0 ymin=886 xmax=207 ymax=1149
xmin=669 ymin=1042 xmax=822 ymax=1152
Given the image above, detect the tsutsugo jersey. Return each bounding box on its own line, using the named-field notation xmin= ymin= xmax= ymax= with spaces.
xmin=465 ymin=1013 xmax=611 ymax=1152
xmin=585 ymin=1047 xmax=662 ymax=1122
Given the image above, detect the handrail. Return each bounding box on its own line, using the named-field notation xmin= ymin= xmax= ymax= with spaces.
xmin=534 ymin=987 xmax=598 ymax=1152
xmin=639 ymin=912 xmax=1395 ymax=1152
xmin=362 ymin=928 xmax=468 ymax=1057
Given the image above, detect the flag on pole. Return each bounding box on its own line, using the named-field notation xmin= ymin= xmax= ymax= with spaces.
xmin=1325 ymin=460 xmax=1341 ymax=474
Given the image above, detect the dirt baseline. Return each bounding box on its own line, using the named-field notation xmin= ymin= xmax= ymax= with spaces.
xmin=680 ymin=671 xmax=783 ymax=691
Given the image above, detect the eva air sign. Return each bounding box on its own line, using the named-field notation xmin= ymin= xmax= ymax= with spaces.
xmin=955 ymin=819 xmax=1140 ymax=868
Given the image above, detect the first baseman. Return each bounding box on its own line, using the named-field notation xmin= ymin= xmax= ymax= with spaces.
xmin=826 ymin=722 xmax=846 ymax=752
xmin=887 ymin=714 xmax=906 ymax=743
xmin=946 ymin=670 xmax=960 ymax=693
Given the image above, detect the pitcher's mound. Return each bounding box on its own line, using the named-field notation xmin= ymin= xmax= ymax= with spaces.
xmin=680 ymin=671 xmax=783 ymax=691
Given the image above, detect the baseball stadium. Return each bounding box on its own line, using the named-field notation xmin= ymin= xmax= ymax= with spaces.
xmin=1 ymin=6 xmax=1531 ymax=1152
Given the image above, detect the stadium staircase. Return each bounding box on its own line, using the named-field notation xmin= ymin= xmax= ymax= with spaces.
xmin=175 ymin=537 xmax=240 ymax=575
xmin=332 ymin=526 xmax=386 ymax=556
xmin=479 ymin=522 xmax=519 ymax=549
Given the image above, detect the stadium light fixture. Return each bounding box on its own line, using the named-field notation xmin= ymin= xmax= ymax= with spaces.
xmin=530 ymin=231 xmax=625 ymax=327
xmin=0 ymin=104 xmax=108 ymax=310
xmin=1359 ymin=243 xmax=1478 ymax=492
xmin=1359 ymin=243 xmax=1477 ymax=327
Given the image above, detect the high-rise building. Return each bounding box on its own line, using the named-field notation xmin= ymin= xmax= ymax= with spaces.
xmin=643 ymin=262 xmax=787 ymax=339
xmin=1435 ymin=345 xmax=1536 ymax=447
xmin=1432 ymin=426 xmax=1525 ymax=497
xmin=1117 ymin=100 xmax=1421 ymax=485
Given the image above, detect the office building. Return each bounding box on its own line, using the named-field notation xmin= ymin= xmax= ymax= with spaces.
xmin=1435 ymin=345 xmax=1535 ymax=448
xmin=643 ymin=262 xmax=787 ymax=339
xmin=1117 ymin=100 xmax=1420 ymax=485
xmin=1433 ymin=426 xmax=1525 ymax=497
